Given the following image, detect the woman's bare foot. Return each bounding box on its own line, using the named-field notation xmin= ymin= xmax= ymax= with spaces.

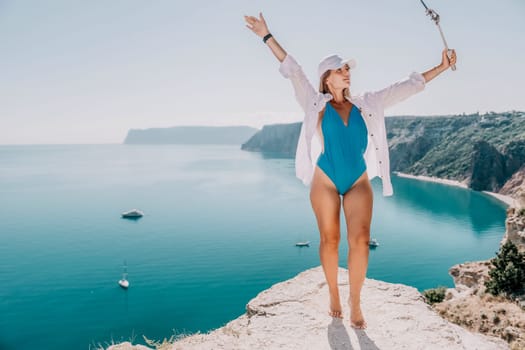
xmin=328 ymin=293 xmax=343 ymax=318
xmin=350 ymin=307 xmax=367 ymax=329
xmin=348 ymin=298 xmax=367 ymax=329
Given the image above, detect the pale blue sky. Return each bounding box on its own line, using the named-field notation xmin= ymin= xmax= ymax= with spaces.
xmin=1 ymin=0 xmax=523 ymax=144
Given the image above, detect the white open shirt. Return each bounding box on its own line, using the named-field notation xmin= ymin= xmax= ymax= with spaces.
xmin=279 ymin=54 xmax=426 ymax=197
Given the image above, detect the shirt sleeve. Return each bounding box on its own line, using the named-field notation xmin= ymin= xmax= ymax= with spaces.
xmin=370 ymin=72 xmax=426 ymax=110
xmin=279 ymin=54 xmax=317 ymax=113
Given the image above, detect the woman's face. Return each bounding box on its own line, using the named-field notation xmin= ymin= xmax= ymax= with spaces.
xmin=326 ymin=64 xmax=351 ymax=90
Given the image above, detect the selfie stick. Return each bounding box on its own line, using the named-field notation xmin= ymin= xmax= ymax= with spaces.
xmin=420 ymin=0 xmax=456 ymax=71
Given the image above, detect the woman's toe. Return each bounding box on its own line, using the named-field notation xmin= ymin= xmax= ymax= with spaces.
xmin=328 ymin=310 xmax=343 ymax=318
xmin=351 ymin=320 xmax=367 ymax=329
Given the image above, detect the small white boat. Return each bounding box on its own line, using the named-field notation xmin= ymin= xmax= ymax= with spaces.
xmin=118 ymin=279 xmax=129 ymax=289
xmin=118 ymin=261 xmax=129 ymax=289
xmin=121 ymin=209 xmax=143 ymax=218
xmin=295 ymin=241 xmax=310 ymax=247
xmin=369 ymin=238 xmax=379 ymax=247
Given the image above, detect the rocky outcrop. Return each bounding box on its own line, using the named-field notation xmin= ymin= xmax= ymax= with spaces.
xmin=110 ymin=267 xmax=509 ymax=350
xmin=431 ymin=202 xmax=525 ymax=350
xmin=433 ymin=259 xmax=525 ymax=350
xmin=502 ymin=207 xmax=525 ymax=253
xmin=433 ymin=286 xmax=525 ymax=350
xmin=241 ymin=122 xmax=301 ymax=157
xmin=470 ymin=140 xmax=507 ymax=192
xmin=469 ymin=140 xmax=525 ymax=193
xmin=389 ymin=135 xmax=434 ymax=173
xmin=504 ymin=141 xmax=525 ymax=176
xmin=500 ymin=182 xmax=525 ymax=252
xmin=500 ymin=166 xmax=525 ymax=202
xmin=449 ymin=261 xmax=493 ymax=291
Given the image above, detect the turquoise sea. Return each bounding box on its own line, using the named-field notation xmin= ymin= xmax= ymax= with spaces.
xmin=0 ymin=144 xmax=507 ymax=349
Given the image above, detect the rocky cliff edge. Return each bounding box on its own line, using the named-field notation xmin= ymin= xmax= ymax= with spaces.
xmin=109 ymin=267 xmax=508 ymax=350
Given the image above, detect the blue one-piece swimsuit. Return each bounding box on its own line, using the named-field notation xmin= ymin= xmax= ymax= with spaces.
xmin=316 ymin=103 xmax=368 ymax=195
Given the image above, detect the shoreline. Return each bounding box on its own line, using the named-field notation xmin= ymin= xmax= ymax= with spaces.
xmin=393 ymin=171 xmax=516 ymax=207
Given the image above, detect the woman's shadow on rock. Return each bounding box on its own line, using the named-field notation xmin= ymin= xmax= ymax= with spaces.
xmin=327 ymin=318 xmax=381 ymax=350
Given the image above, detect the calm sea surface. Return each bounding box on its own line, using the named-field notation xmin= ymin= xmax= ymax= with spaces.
xmin=0 ymin=144 xmax=507 ymax=349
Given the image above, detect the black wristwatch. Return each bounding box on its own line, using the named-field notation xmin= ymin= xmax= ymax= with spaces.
xmin=263 ymin=33 xmax=273 ymax=44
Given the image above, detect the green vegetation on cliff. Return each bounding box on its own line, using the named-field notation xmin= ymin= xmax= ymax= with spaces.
xmin=387 ymin=111 xmax=525 ymax=183
xmin=485 ymin=240 xmax=525 ymax=299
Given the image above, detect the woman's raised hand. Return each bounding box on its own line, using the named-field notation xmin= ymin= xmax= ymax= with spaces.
xmin=244 ymin=12 xmax=286 ymax=62
xmin=244 ymin=12 xmax=270 ymax=38
xmin=441 ymin=48 xmax=457 ymax=70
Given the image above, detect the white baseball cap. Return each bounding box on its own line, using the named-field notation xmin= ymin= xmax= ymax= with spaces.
xmin=317 ymin=54 xmax=357 ymax=79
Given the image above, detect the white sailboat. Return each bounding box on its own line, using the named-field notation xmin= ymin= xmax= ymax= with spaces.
xmin=118 ymin=261 xmax=129 ymax=289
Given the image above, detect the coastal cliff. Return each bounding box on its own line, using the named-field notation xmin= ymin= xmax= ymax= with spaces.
xmin=502 ymin=182 xmax=525 ymax=252
xmin=108 ymin=267 xmax=509 ymax=350
xmin=240 ymin=122 xmax=301 ymax=157
xmin=241 ymin=111 xmax=525 ymax=197
xmin=501 ymin=165 xmax=525 ymax=201
xmin=430 ymin=190 xmax=525 ymax=350
xmin=433 ymin=259 xmax=524 ymax=350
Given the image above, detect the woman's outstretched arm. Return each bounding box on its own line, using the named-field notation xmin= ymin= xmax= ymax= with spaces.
xmin=244 ymin=12 xmax=317 ymax=113
xmin=371 ymin=48 xmax=458 ymax=109
xmin=244 ymin=12 xmax=287 ymax=62
xmin=422 ymin=48 xmax=457 ymax=83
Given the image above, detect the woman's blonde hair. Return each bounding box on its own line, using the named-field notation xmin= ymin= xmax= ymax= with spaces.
xmin=318 ymin=69 xmax=350 ymax=99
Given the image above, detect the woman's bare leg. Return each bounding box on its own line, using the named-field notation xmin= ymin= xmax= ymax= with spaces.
xmin=310 ymin=166 xmax=343 ymax=318
xmin=342 ymin=172 xmax=373 ymax=329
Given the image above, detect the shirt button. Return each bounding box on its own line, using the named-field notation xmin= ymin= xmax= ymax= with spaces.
xmin=369 ymin=114 xmax=372 ymax=117
xmin=371 ymin=134 xmax=374 ymax=136
xmin=376 ymin=147 xmax=379 ymax=150
xmin=379 ymin=161 xmax=382 ymax=164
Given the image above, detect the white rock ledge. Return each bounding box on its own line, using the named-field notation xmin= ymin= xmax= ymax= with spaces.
xmin=110 ymin=266 xmax=510 ymax=350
